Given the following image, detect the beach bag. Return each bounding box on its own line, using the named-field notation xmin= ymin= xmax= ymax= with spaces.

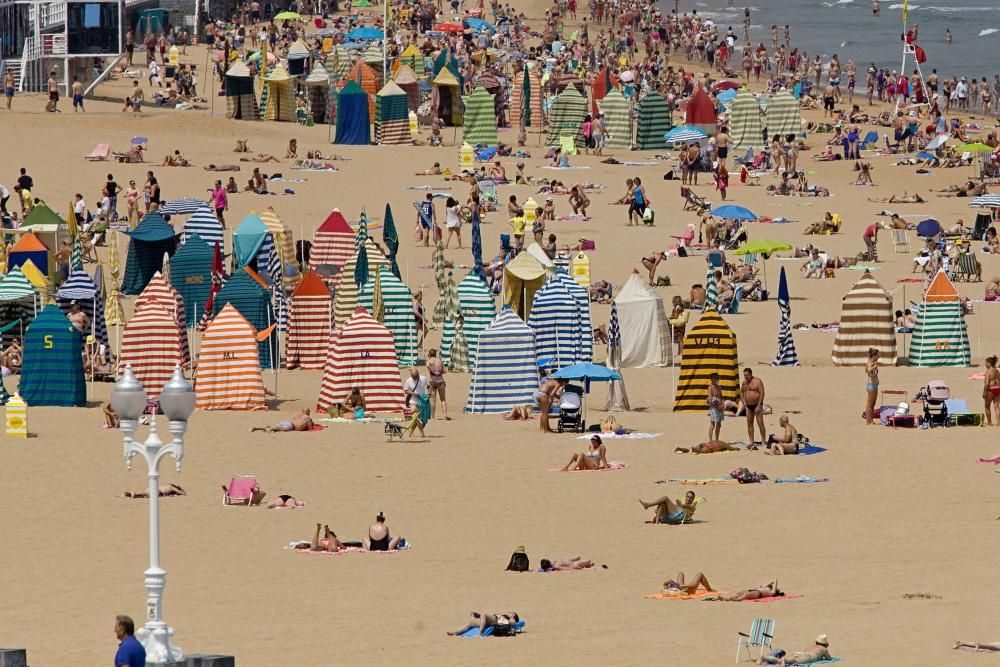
xmin=642 ymin=207 xmax=654 ymax=223
xmin=493 ymin=621 xmax=516 ymax=637
xmin=505 ymin=549 xmax=529 ymax=572
xmin=600 ymin=415 xmax=619 ymax=432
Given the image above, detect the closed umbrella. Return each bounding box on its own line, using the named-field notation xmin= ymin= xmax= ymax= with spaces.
xmin=771 ymin=267 xmax=799 ymax=366
xmin=733 ymin=239 xmax=792 ymax=292
xmin=471 ymin=208 xmax=485 ymax=281
xmin=354 ymin=242 xmax=369 ymax=289
xmin=704 ymin=266 xmax=718 ymax=311
xmin=383 ymin=203 xmax=400 ymax=279
xmin=605 ymin=302 xmax=630 ymax=411
xmin=372 ymin=267 xmax=384 ymax=322
xmin=465 ymin=17 xmax=496 ymax=32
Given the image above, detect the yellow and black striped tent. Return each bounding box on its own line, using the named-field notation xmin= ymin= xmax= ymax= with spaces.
xmin=673 ymin=310 xmax=740 ymax=412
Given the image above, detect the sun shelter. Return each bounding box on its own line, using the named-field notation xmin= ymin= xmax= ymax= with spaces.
xmin=347 ymin=60 xmax=379 ymax=119
xmin=182 ymin=205 xmax=224 ymax=249
xmin=909 ymin=271 xmax=971 ymax=367
xmin=511 ymin=65 xmax=545 ymax=132
xmin=462 ymin=86 xmax=499 ymax=146
xmin=831 ymin=270 xmax=898 ymax=366
xmin=119 ymin=301 xmax=183 ymax=399
xmin=432 ymin=49 xmax=463 ymax=88
xmin=0 ymin=267 xmax=38 ymax=347
xmin=464 ymin=307 xmax=539 ymax=413
xmin=528 ymin=274 xmax=583 ymax=369
xmin=546 ymin=85 xmax=587 ymax=146
xmin=286 ymin=269 xmax=332 ymax=370
xmin=635 ymin=90 xmax=672 ymax=151
xmin=286 ymin=38 xmax=310 ymax=77
xmin=169 ymin=233 xmax=213 ymax=324
xmin=136 ymin=272 xmax=191 ymax=364
xmin=195 ymin=303 xmax=268 ymax=410
xmin=305 ymin=63 xmax=332 ymax=123
xmin=597 ymin=89 xmax=631 ymax=149
xmin=728 ymin=89 xmax=764 ymax=150
xmin=317 ymin=307 xmax=406 ymax=413
xmin=19 ymin=304 xmax=86 ymax=407
xmin=310 ymin=209 xmax=356 ymax=285
xmin=771 ymin=267 xmax=800 ymax=366
xmin=257 ymin=208 xmax=296 ymax=277
xmin=334 ymin=80 xmax=372 ymax=145
xmin=591 ymin=66 xmax=616 ymax=115
xmin=375 ymin=80 xmax=412 ymax=145
xmin=56 ymin=269 xmax=109 ymax=348
xmin=8 ymin=232 xmax=50 ymax=278
xmin=392 ymin=64 xmax=422 ymax=112
xmin=225 ymin=60 xmax=257 ymax=120
xmin=685 ymin=87 xmax=717 ymax=136
xmin=613 ymin=272 xmax=671 ymax=367
xmin=361 ymin=42 xmax=384 ymax=83
xmin=358 ymin=266 xmax=417 ymax=366
xmin=333 ymin=237 xmax=388 ymax=325
xmin=441 ymin=270 xmax=496 ymax=368
xmin=122 ymin=211 xmax=177 ymax=295
xmin=431 ymin=67 xmax=463 ymax=126
xmin=764 ymin=89 xmax=801 ymax=137
xmin=233 ymin=213 xmax=269 ymax=270
xmin=673 ymin=310 xmax=740 ymax=412
xmin=396 ymin=44 xmax=425 ymax=78
xmin=504 ymin=250 xmax=549 ymax=320
xmin=213 ymin=267 xmax=278 ymax=370
xmin=264 ymin=64 xmax=296 ymax=122
xmin=555 ymin=269 xmax=592 ymax=363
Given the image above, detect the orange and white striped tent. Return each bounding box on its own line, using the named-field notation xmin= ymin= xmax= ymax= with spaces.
xmin=119 ymin=301 xmax=184 ymax=399
xmin=309 ymin=209 xmax=355 ymax=286
xmin=195 ymin=303 xmax=268 ymax=410
xmin=136 ymin=272 xmax=191 ymax=365
xmin=286 ymin=269 xmax=332 ymax=370
xmin=317 ymin=307 xmax=405 ymax=413
xmin=347 ymin=60 xmax=378 ymax=120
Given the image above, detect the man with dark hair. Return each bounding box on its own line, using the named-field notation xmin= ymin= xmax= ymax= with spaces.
xmin=114 ymin=615 xmax=145 ymax=667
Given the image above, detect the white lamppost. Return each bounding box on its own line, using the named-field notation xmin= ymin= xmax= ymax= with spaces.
xmin=112 ymin=365 xmax=196 ymax=665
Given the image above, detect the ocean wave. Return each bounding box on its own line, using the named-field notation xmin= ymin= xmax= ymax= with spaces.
xmin=979 ymin=27 xmax=999 ymax=35
xmin=920 ymin=5 xmax=998 ymax=11
xmin=887 ymin=3 xmax=921 ymax=8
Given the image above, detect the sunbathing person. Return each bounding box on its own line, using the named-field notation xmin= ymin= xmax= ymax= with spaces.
xmin=293 ymin=159 xmax=337 ymax=170
xmin=267 ymin=494 xmax=306 ymax=509
xmin=562 ymin=435 xmax=608 ymax=471
xmin=306 ymin=150 xmax=345 ymax=160
xmin=415 ymin=162 xmax=442 ymax=175
xmin=639 ymin=490 xmax=701 ymax=524
xmin=162 ymin=150 xmax=190 ymax=167
xmin=674 ymin=440 xmax=741 ymax=454
xmin=758 ymin=635 xmax=832 ymax=665
xmin=765 ymin=416 xmax=800 ymax=454
xmin=868 ymin=191 xmax=925 ymax=203
xmin=329 ymin=387 xmax=366 ymax=418
xmin=204 ymin=164 xmax=241 ymax=171
xmin=234 ymin=138 xmax=249 ymax=152
xmin=239 ymin=153 xmax=280 ymax=163
xmin=250 ymin=408 xmax=314 ymax=432
xmin=362 ymin=511 xmax=400 ymax=551
xmin=294 ymin=523 xmax=345 ymax=553
xmin=704 ymin=580 xmax=783 ymax=601
xmin=660 ymin=571 xmax=714 ymax=596
xmin=503 ymin=404 xmax=533 ymax=420
xmin=539 ymin=557 xmax=595 ymax=571
xmin=802 ymin=213 xmax=837 ymax=235
xmin=447 ymin=612 xmax=520 ymax=636
xmin=955 ymin=641 xmax=1000 ymax=652
xmin=120 ymin=484 xmax=186 ymax=498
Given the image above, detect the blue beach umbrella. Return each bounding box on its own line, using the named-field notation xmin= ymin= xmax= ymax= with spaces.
xmin=664 ymin=125 xmax=708 ymax=143
xmin=710 ymin=204 xmax=758 ymax=221
xmin=465 ymin=17 xmax=496 ymax=32
xmin=916 ymin=219 xmax=941 ymax=238
xmin=347 ymin=27 xmax=384 ymax=40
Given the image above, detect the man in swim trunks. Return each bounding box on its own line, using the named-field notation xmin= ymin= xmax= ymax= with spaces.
xmin=639 ymin=490 xmax=700 ymax=524
xmin=707 ymin=373 xmax=724 ymax=442
xmin=741 ymin=368 xmax=766 ymax=445
xmin=250 ymin=408 xmax=314 ymax=432
xmin=765 ymin=415 xmax=799 ymax=455
xmin=758 ymin=635 xmax=832 ymax=665
xmin=704 ymin=579 xmax=782 ymax=601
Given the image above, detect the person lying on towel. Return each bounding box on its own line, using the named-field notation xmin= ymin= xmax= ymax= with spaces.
xmin=639 ymin=491 xmax=702 ymax=524
xmin=251 ymin=408 xmax=314 ymax=432
xmin=758 ymin=635 xmax=832 ymax=665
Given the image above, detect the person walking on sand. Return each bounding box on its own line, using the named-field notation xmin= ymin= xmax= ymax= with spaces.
xmin=46 ymin=72 xmax=60 ymax=112
xmin=741 ymin=368 xmax=766 ymax=445
xmin=983 ymin=355 xmax=1000 ymax=426
xmin=210 ymin=179 xmax=228 ymax=228
xmin=426 ymin=348 xmax=449 ymax=419
xmin=864 ymin=347 xmax=879 ymax=425
xmin=113 ymin=615 xmax=146 ymax=667
xmin=707 ymin=373 xmax=723 ymax=442
xmin=71 ymin=77 xmax=85 ymax=112
xmin=4 ymin=70 xmax=14 ymax=110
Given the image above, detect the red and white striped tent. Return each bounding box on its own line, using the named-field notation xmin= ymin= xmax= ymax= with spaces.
xmin=286 ymin=269 xmax=332 ymax=370
xmin=309 ymin=209 xmax=355 ymax=286
xmin=136 ymin=272 xmax=191 ymax=364
xmin=317 ymin=307 xmax=405 ymax=413
xmin=119 ymin=301 xmax=184 ymax=399
xmin=195 ymin=303 xmax=268 ymax=410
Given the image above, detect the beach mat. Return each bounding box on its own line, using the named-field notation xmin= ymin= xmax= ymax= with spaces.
xmin=547 ymin=462 xmax=629 ymax=472
xmin=798 ymin=443 xmax=827 ymax=455
xmin=773 ymin=477 xmax=829 ymax=484
xmin=577 ymin=432 xmax=662 ymax=440
xmin=659 ymin=478 xmax=738 ymax=485
xmin=644 ymin=589 xmax=722 ymax=600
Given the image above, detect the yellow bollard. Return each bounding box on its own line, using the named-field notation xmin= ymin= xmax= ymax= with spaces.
xmin=458 ymin=142 xmax=474 ymax=171
xmin=5 ymin=393 xmax=27 ymax=437
xmin=409 ymin=111 xmax=419 ymax=139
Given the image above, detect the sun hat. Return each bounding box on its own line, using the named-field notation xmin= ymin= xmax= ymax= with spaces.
xmin=816 ymin=635 xmax=829 ymax=647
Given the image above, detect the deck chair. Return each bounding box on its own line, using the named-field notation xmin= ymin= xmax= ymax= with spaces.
xmin=891 ymin=229 xmax=910 ymax=253
xmin=859 ymin=131 xmax=879 ymax=150
xmin=478 ymin=179 xmax=499 ymax=207
xmin=558 ymin=129 xmax=577 ymax=155
xmin=733 ymin=147 xmax=755 ymax=166
xmin=725 ymin=225 xmax=749 ymax=250
xmin=951 ymin=252 xmax=981 ymax=281
xmin=706 ymin=249 xmax=725 ymax=269
xmin=681 ymin=186 xmax=711 ymax=212
xmin=222 ymin=475 xmax=262 ymax=508
xmin=724 ymin=284 xmax=744 ymax=314
xmin=736 ymin=618 xmax=775 ymax=663
xmin=85 ymin=143 xmax=111 ymax=161
xmin=671 ymin=224 xmax=695 ymax=247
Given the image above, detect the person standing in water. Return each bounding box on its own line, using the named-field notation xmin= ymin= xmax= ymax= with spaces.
xmin=872 ymin=0 xmax=879 ymax=16
xmin=946 ymin=28 xmax=952 ymax=45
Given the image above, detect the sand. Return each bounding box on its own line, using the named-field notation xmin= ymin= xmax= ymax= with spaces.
xmin=0 ymin=7 xmax=999 ymax=666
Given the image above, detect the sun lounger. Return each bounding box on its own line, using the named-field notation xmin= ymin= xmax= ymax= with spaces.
xmin=950 ymin=252 xmax=981 ymax=282
xmin=736 ymin=617 xmax=775 ymax=662
xmin=85 ymin=143 xmax=111 ymax=161
xmin=891 ymin=229 xmax=910 ymax=253
xmin=222 ymin=475 xmax=261 ymax=508
xmin=681 ymin=186 xmax=711 ymax=212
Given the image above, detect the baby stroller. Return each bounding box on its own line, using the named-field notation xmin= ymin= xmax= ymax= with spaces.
xmin=556 ymin=385 xmax=585 ymax=433
xmin=922 ymin=379 xmax=950 ymax=427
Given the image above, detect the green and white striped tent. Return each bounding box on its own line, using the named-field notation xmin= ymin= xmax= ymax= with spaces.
xmin=635 ymin=90 xmax=672 ymax=151
xmin=729 ymin=89 xmax=764 ymax=150
xmin=597 ymin=89 xmax=631 ymax=149
xmin=333 ymin=237 xmax=388 ymax=326
xmin=909 ymin=301 xmax=971 ymax=366
xmin=358 ymin=266 xmax=418 ymax=366
xmin=326 ymin=44 xmax=355 ymax=81
xmin=764 ymin=89 xmax=801 ymax=137
xmin=375 ymin=80 xmax=411 ymax=145
xmin=441 ymin=270 xmax=496 ymax=368
xmin=362 ymin=41 xmax=385 ymax=81
xmin=545 ymin=85 xmax=587 ymax=146
xmin=462 ymin=86 xmax=499 ymax=146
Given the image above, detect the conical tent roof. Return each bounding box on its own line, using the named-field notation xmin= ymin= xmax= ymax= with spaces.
xmin=462 ymin=86 xmax=499 ymax=146
xmin=0 ymin=266 xmax=37 ymax=301
xmin=136 ymin=271 xmax=191 ymax=364
xmin=597 ymin=89 xmax=631 ymax=149
xmin=183 ymin=205 xmax=224 ymax=248
xmin=195 ymin=303 xmax=268 ymax=410
xmin=333 ymin=237 xmax=388 ymax=325
xmin=358 ymin=266 xmax=417 ymax=366
xmin=170 ymin=233 xmax=214 ymax=324
xmin=765 ymin=89 xmax=801 ymax=136
xmin=306 ymin=62 xmax=331 ymax=85
xmin=441 ymin=271 xmax=496 ymax=368
xmin=465 ymin=307 xmax=539 ymax=413
xmin=909 ymin=300 xmax=971 ymax=366
xmin=362 ymin=41 xmax=384 ymax=66
xmin=122 ymin=212 xmax=177 ymax=294
xmin=21 ymin=202 xmax=65 ymax=227
xmin=925 ymin=270 xmax=960 ymax=302
xmin=317 ymin=308 xmax=406 ymax=412
xmin=685 ymin=88 xmax=717 ymax=135
xmin=347 ymin=60 xmax=379 ymax=118
xmin=213 ymin=268 xmax=277 ymax=370
xmin=10 ymin=232 xmax=48 ymax=253
xmin=528 ymin=274 xmax=583 ymax=369
xmin=393 ymin=63 xmax=419 ymax=85
xmin=674 ymin=311 xmax=739 ymax=412
xmin=831 ymin=271 xmax=897 ymax=366
xmin=56 ymin=269 xmax=109 ymax=348
xmin=511 ymin=65 xmax=544 ymax=129
xmin=397 ymin=44 xmax=425 ymax=77
xmin=120 ymin=301 xmax=184 ymax=399
xmin=19 ymin=304 xmax=86 ymax=407
xmin=613 ymin=273 xmax=670 ymax=367
xmin=286 ymin=270 xmax=332 ymax=370
xmin=310 ymin=209 xmax=356 ymax=284
xmin=729 ymin=89 xmax=763 ymax=149
xmin=375 ymin=80 xmax=411 ymax=144
xmin=325 ymin=44 xmax=354 ymax=80
xmin=636 ymin=90 xmax=671 ymax=151
xmin=288 ymin=38 xmax=310 ymax=58
xmin=233 ymin=213 xmax=268 ymax=268
xmin=503 ymin=251 xmax=548 ymax=319
xmin=257 ymin=208 xmax=296 ymax=273
xmin=546 ymin=85 xmax=587 ymax=146
xmin=226 ymin=60 xmax=251 ymax=77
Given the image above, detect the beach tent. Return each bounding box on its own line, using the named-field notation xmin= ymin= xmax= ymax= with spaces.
xmin=169 ymin=233 xmax=213 ymax=324
xmin=325 ymin=43 xmax=354 ymax=81
xmin=56 ymin=269 xmax=109 ymax=348
xmin=347 ymin=60 xmax=379 ymax=119
xmin=462 ymin=86 xmax=499 ymax=146
xmin=396 ymin=44 xmax=425 ymax=78
xmin=528 ymin=274 xmax=583 ymax=369
xmin=122 ymin=211 xmax=177 ymax=294
xmin=546 ymin=85 xmax=587 ymax=146
xmin=441 ymin=270 xmax=495 ymax=368
xmin=20 ymin=201 xmax=64 ymax=228
xmin=317 ymin=307 xmax=406 ymax=413
xmin=597 ymin=89 xmax=631 ymax=149
xmin=635 ymin=90 xmax=671 ymax=151
xmin=195 ymin=303 xmax=268 ymax=410
xmin=305 ymin=62 xmax=331 ymax=123
xmin=673 ymin=310 xmax=740 ymax=412
xmin=511 ymin=65 xmax=545 ymax=131
xmin=613 ymin=272 xmax=671 ymax=367
xmin=432 ymin=49 xmax=463 ymax=89
xmin=8 ymin=232 xmax=50 ymax=277
xmin=136 ymin=271 xmax=191 ymax=363
xmin=182 ymin=205 xmax=224 ymax=249
xmin=728 ymin=89 xmax=763 ymax=150
xmin=909 ymin=271 xmax=971 ymax=367
xmin=556 ymin=270 xmax=592 ymax=363
xmin=831 ymin=270 xmax=898 ymax=366
xmin=504 ymin=250 xmax=549 ymax=320
xmin=225 ymin=60 xmax=257 ymax=120
xmin=771 ymin=267 xmax=800 ymax=366
xmin=765 ymin=89 xmax=801 ymax=137
xmin=358 ymin=265 xmax=417 ymax=366
xmin=431 ymin=67 xmax=463 ymax=126
xmin=286 ymin=269 xmax=332 ymax=370
xmin=333 ymin=237 xmax=388 ymax=325
xmin=685 ymin=87 xmax=717 ymax=136
xmin=232 ymin=213 xmax=278 ymax=277
xmin=309 ymin=209 xmax=356 ymax=284
xmin=334 ymin=80 xmax=372 ymax=145
xmin=213 ymin=267 xmax=278 ymax=370
xmin=0 ymin=267 xmax=38 ymax=347
xmin=264 ymin=64 xmax=296 ymax=122
xmin=375 ymin=80 xmax=412 ymax=145
xmin=392 ymin=64 xmax=422 ymax=112
xmin=257 ymin=208 xmax=296 ymax=276
xmin=361 ymin=42 xmax=384 ymax=82
xmin=464 ymin=307 xmax=538 ymax=413
xmin=119 ymin=301 xmax=183 ymax=399
xmin=19 ymin=305 xmax=85 ymax=406
xmin=286 ymin=38 xmax=310 ymax=77
xmin=591 ymin=66 xmax=616 ymax=115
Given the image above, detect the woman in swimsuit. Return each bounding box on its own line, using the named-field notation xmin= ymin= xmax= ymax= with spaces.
xmin=639 ymin=491 xmax=701 ymax=524
xmin=296 ymin=523 xmax=345 ymax=553
xmin=561 ymin=435 xmax=608 ymax=471
xmin=704 ymin=580 xmax=782 ymax=601
xmin=661 ymin=571 xmax=714 ymax=596
xmin=413 ymin=291 xmax=428 ymax=351
xmin=539 ymin=556 xmax=595 ymax=571
xmin=267 ymin=494 xmax=305 ymax=509
xmin=426 ymin=348 xmax=449 ymax=419
xmin=447 ymin=612 xmax=519 ymax=636
xmin=363 ymin=512 xmax=400 ymax=551
xmin=864 ymin=347 xmax=879 ymax=425
xmin=983 ymin=356 xmax=1000 ymax=426
xmin=120 ymin=484 xmax=186 ymax=498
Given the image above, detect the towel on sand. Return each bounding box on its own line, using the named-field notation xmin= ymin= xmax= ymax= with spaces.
xmin=773 ymin=476 xmax=829 ymax=484
xmin=744 ymin=594 xmax=804 ymax=603
xmin=577 ymin=432 xmax=662 ymax=440
xmin=547 ymin=462 xmax=629 ymax=472
xmin=644 ymin=589 xmax=723 ymax=600
xmin=660 ymin=478 xmax=738 ymax=485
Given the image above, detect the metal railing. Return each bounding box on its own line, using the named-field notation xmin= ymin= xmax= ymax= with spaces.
xmin=39 ymin=2 xmax=66 ymax=30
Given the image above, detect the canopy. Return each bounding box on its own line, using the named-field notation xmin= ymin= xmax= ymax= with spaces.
xmin=728 ymin=89 xmax=763 ymax=149
xmin=463 ymin=86 xmax=499 ymax=146
xmin=19 ymin=304 xmax=86 ymax=407
xmin=119 ymin=301 xmax=184 ymax=399
xmin=122 ymin=212 xmax=176 ymax=294
xmin=358 ymin=266 xmax=418 ymax=366
xmin=546 ymin=85 xmax=587 ymax=146
xmin=159 ymin=198 xmax=203 ymax=215
xmin=195 ymin=303 xmax=268 ymax=410
xmin=552 ymin=363 xmax=621 ymax=381
xmin=464 ymin=307 xmax=539 ymax=413
xmin=613 ymin=272 xmax=670 ymax=367
xmin=233 ymin=213 xmax=268 ymax=268
xmin=766 ymin=89 xmax=801 ymax=136
xmin=503 ymin=250 xmax=548 ymax=319
xmin=334 ymin=80 xmax=372 ymax=145
xmin=375 ymin=80 xmax=411 ymax=145
xmin=286 ymin=269 xmax=332 ymax=370
xmin=665 ymin=125 xmax=708 ymax=144
xmin=0 ymin=266 xmax=37 ymax=301
xmin=673 ymin=310 xmax=739 ymax=412
xmin=528 ymin=274 xmax=583 ymax=370
xmin=169 ymin=233 xmax=214 ymax=324
xmin=635 ymin=91 xmax=671 ymax=151
xmin=831 ymin=271 xmax=897 ymax=366
xmin=213 ymin=268 xmax=277 ymax=370
xmin=347 ymin=26 xmax=383 ymax=40
xmin=310 ymin=209 xmax=355 ymax=284
xmin=597 ymin=89 xmax=630 ymax=149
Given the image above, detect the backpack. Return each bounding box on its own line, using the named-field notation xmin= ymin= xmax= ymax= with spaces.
xmin=505 ymin=550 xmax=529 ymax=572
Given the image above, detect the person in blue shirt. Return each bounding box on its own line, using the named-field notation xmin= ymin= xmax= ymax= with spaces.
xmin=114 ymin=615 xmax=146 ymax=667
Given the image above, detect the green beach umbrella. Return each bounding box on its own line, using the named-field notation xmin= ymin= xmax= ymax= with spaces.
xmin=733 ymin=240 xmax=793 ymax=292
xmin=274 ymin=11 xmax=301 ymax=19
xmin=958 ymin=143 xmax=994 ymax=153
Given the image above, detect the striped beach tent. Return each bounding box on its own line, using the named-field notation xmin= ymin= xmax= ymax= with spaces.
xmin=465 ymin=307 xmax=538 ymax=413
xmin=396 ymin=44 xmax=425 ymax=78
xmin=673 ymin=310 xmax=740 ymax=412
xmin=528 ymin=274 xmax=583 ymax=369
xmin=431 ymin=67 xmax=463 ymax=126
xmin=504 ymin=250 xmax=549 ymax=320
xmin=317 ymin=307 xmax=406 ymax=413
xmin=264 ymin=64 xmax=296 ymax=122
xmin=591 ymin=66 xmax=615 ymax=114
xmin=213 ymin=267 xmax=278 ymax=370
xmin=326 ymin=44 xmax=354 ymax=81
xmin=358 ymin=266 xmax=417 ymax=366
xmin=462 ymin=86 xmax=499 ymax=146
xmin=286 ymin=269 xmax=332 ymax=370
xmin=441 ymin=270 xmax=496 ymax=367
xmin=909 ymin=272 xmax=970 ymax=366
xmin=597 ymin=89 xmax=631 ymax=149
xmin=8 ymin=232 xmax=50 ymax=278
xmin=122 ymin=212 xmax=177 ymax=295
xmin=392 ymin=64 xmax=421 ymax=112
xmin=728 ymin=89 xmax=763 ymax=150
xmin=19 ymin=305 xmax=86 ymax=407
xmin=119 ymin=301 xmax=183 ymax=399
xmin=258 ymin=207 xmax=296 ymax=275
xmin=446 ymin=323 xmax=470 ymax=372
xmin=635 ymin=90 xmax=671 ymax=151
xmin=310 ymin=209 xmax=356 ymax=285
xmin=555 ymin=269 xmax=592 ymax=363
xmin=546 ymin=85 xmax=587 ymax=146
xmin=511 ymin=64 xmax=545 ymax=131
xmin=0 ymin=267 xmax=38 ymax=347
xmin=433 ymin=268 xmax=459 ymax=328
xmin=195 ymin=303 xmax=268 ymax=410
xmin=764 ymin=89 xmax=801 ymax=137
xmin=305 ymin=63 xmax=331 ymax=123
xmin=333 ymin=237 xmax=388 ymax=325
xmin=347 ymin=60 xmax=379 ymax=120
xmin=225 ymin=60 xmax=257 ymax=120
xmin=831 ymin=271 xmax=897 ymax=366
xmin=771 ymin=267 xmax=800 ymax=366
xmin=182 ymin=205 xmax=224 ymax=249
xmin=233 ymin=213 xmax=268 ymax=269
xmin=613 ymin=272 xmax=671 ymax=367
xmin=375 ymin=81 xmax=412 ymax=145
xmin=56 ymin=269 xmax=109 ymax=348
xmin=136 ymin=271 xmax=191 ymax=364
xmin=169 ymin=234 xmax=214 ymax=325
xmin=685 ymin=88 xmax=717 ymax=136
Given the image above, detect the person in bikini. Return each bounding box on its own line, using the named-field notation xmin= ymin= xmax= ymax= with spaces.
xmin=447 ymin=612 xmax=519 ymax=636
xmin=741 ymin=368 xmax=767 ymax=445
xmin=562 ymin=435 xmax=608 ymax=471
xmin=120 ymin=484 xmax=186 ymax=498
xmin=639 ymin=490 xmax=701 ymax=524
xmin=674 ymin=440 xmax=742 ymax=454
xmin=295 ymin=523 xmax=345 ymax=553
xmin=983 ymin=355 xmax=1000 ymax=426
xmin=660 ymin=571 xmax=715 ymax=596
xmin=426 ymin=348 xmax=449 ymax=419
xmin=704 ymin=580 xmax=783 ymax=601
xmin=363 ymin=512 xmax=400 ymax=551
xmin=267 ymin=494 xmax=305 ymax=509
xmin=539 ymin=557 xmax=595 ymax=571
xmin=864 ymin=347 xmax=880 ymax=425
xmin=765 ymin=415 xmax=799 ymax=454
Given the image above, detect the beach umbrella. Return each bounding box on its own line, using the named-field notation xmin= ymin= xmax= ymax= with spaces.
xmin=274 ymin=10 xmax=300 ymax=19
xmin=351 ymin=0 xmax=371 ymax=6
xmin=605 ymin=302 xmax=630 ymax=411
xmin=771 ymin=267 xmax=800 ymax=366
xmin=712 ymin=80 xmax=741 ymax=92
xmin=347 ymin=27 xmax=383 ymax=40
xmin=710 ymin=204 xmax=758 ymax=221
xmin=159 ymin=198 xmax=204 ymax=215
xmin=664 ymin=125 xmax=708 ymax=143
xmin=131 ymin=136 xmax=148 ymax=145
xmin=432 ymin=242 xmax=447 ymax=325
xmin=733 ymin=240 xmax=792 ymax=292
xmin=471 ymin=207 xmax=485 ymax=281
xmin=70 ymin=235 xmax=83 ymax=272
xmin=465 ymin=17 xmax=496 ymax=32
xmin=434 ymin=22 xmax=464 ymax=32
xmin=716 ymin=88 xmax=738 ymax=106
xmin=958 ymin=143 xmax=993 ymax=152
xmin=970 ymin=194 xmax=1000 ymax=208
xmin=383 ymin=203 xmax=401 ymax=279
xmin=925 ymin=134 xmax=949 ymax=151
xmin=704 ymin=267 xmax=718 ymax=311
xmin=372 ymin=267 xmax=384 ymax=323
xmin=916 ymin=219 xmax=942 ymax=238
xmin=552 ymin=362 xmax=622 ymax=425
xmin=354 ymin=242 xmax=369 ymax=289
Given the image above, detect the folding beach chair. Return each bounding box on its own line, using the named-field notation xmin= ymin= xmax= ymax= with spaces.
xmin=951 ymin=252 xmax=981 ymax=282
xmin=478 ymin=179 xmax=499 ymax=208
xmin=859 ymin=131 xmax=879 ymax=150
xmin=891 ymin=229 xmax=910 ymax=254
xmin=558 ymin=129 xmax=577 ymax=155
xmin=681 ymin=186 xmax=710 ymax=212
xmin=85 ymin=144 xmax=111 ymax=161
xmin=671 ymin=224 xmax=695 ymax=247
xmin=736 ymin=618 xmax=775 ymax=662
xmin=724 ymin=284 xmax=744 ymax=314
xmin=732 ymin=147 xmax=755 ymax=166
xmin=222 ymin=475 xmax=261 ymax=508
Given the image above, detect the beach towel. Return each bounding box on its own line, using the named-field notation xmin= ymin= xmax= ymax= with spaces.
xmin=644 ymin=589 xmax=722 ymax=600
xmin=773 ymin=476 xmax=829 ymax=483
xmin=798 ymin=443 xmax=828 ymax=456
xmin=618 ymin=160 xmax=660 ymax=166
xmin=541 ymin=165 xmax=591 ymax=170
xmin=745 ymin=594 xmax=804 ymax=602
xmin=659 ymin=478 xmax=737 ymax=485
xmin=287 ymin=542 xmax=411 ymax=554
xmin=556 ymin=214 xmax=592 ymax=221
xmin=576 ymin=432 xmax=662 ymax=440
xmin=547 ymin=462 xmax=629 ymax=472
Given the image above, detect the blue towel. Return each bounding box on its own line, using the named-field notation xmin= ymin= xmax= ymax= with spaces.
xmin=773 ymin=476 xmax=830 ymax=484
xmin=945 ymin=398 xmax=970 ymax=414
xmin=798 ymin=444 xmax=827 ymax=456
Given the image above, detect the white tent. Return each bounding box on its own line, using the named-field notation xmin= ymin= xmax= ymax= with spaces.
xmin=612 ymin=272 xmax=671 ymax=367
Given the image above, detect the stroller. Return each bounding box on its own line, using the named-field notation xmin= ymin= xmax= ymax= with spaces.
xmin=556 ymin=384 xmax=586 ymax=433
xmin=922 ymin=380 xmax=951 ymax=427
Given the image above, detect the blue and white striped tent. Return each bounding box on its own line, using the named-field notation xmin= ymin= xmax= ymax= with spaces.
xmin=528 ymin=274 xmax=583 ymax=369
xmin=554 ymin=269 xmax=592 ymax=363
xmin=160 ymin=198 xmax=205 ymax=216
xmin=182 ymin=205 xmax=225 ymax=249
xmin=441 ymin=270 xmax=496 ymax=368
xmin=771 ymin=267 xmax=800 ymax=366
xmin=464 ymin=306 xmax=539 ymax=413
xmin=56 ymin=269 xmax=109 ymax=348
